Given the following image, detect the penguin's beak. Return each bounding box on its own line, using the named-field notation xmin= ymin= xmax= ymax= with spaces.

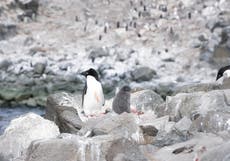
xmin=216 ymin=74 xmax=221 ymax=81
xmin=80 ymin=71 xmax=87 ymax=76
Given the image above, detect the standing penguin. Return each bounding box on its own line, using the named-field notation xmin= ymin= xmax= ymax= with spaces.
xmin=112 ymin=85 xmax=131 ymax=114
xmin=81 ymin=68 xmax=105 ymax=116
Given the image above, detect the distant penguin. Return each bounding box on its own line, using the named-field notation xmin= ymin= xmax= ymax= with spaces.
xmin=216 ymin=65 xmax=230 ymax=81
xmin=112 ymin=85 xmax=131 ymax=114
xmin=81 ymin=68 xmax=105 ymax=116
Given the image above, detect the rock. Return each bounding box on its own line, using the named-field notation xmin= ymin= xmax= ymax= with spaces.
xmin=0 ymin=86 xmax=32 ymax=102
xmin=131 ymin=67 xmax=156 ymax=82
xmin=0 ymin=23 xmax=17 ymax=40
xmin=25 ymin=133 xmax=148 ymax=161
xmin=191 ymin=111 xmax=230 ymax=133
xmin=0 ymin=59 xmax=12 ymax=71
xmin=16 ymin=0 xmax=39 ymax=14
xmin=153 ymin=133 xmax=224 ymax=161
xmin=78 ymin=113 xmax=145 ymax=144
xmin=33 ymin=62 xmax=46 ymax=75
xmin=131 ymin=90 xmax=164 ymax=115
xmin=153 ymin=116 xmax=192 ymax=147
xmin=173 ymin=83 xmax=220 ymax=95
xmin=155 ymin=82 xmax=176 ymax=99
xmin=174 ymin=116 xmax=192 ymax=133
xmin=0 ymin=113 xmax=59 ymax=161
xmin=166 ymin=89 xmax=230 ymax=126
xmin=88 ymin=47 xmax=109 ymax=62
xmin=25 ymin=138 xmax=79 ymax=161
xmin=200 ymin=140 xmax=230 ymax=161
xmin=159 ymin=4 xmax=167 ymax=12
xmin=46 ymin=92 xmax=83 ymax=133
xmin=154 ymin=130 xmax=192 ymax=147
xmin=140 ymin=125 xmax=158 ymax=136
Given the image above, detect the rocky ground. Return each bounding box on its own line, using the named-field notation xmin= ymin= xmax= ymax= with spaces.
xmin=0 ymin=0 xmax=230 ymax=107
xmin=0 ymin=0 xmax=230 ymax=160
xmin=1 ymin=83 xmax=230 ymax=161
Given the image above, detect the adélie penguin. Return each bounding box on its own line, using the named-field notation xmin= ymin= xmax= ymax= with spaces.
xmin=112 ymin=85 xmax=131 ymax=114
xmin=81 ymin=68 xmax=105 ymax=117
xmin=216 ymin=65 xmax=230 ymax=81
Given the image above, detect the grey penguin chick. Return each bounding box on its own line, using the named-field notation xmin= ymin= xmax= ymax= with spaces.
xmin=112 ymin=85 xmax=131 ymax=114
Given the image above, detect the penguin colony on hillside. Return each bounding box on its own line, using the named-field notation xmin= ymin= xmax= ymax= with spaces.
xmin=80 ymin=65 xmax=230 ymax=121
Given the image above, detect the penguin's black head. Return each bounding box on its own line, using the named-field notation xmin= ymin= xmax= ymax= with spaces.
xmin=81 ymin=68 xmax=99 ymax=80
xmin=216 ymin=65 xmax=230 ymax=81
xmin=121 ymin=85 xmax=131 ymax=92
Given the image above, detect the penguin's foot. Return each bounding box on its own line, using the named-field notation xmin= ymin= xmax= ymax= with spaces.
xmin=131 ymin=106 xmax=144 ymax=115
xmin=86 ymin=112 xmax=106 ymax=118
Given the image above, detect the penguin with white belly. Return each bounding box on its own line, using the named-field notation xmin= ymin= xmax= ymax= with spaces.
xmin=81 ymin=68 xmax=105 ymax=117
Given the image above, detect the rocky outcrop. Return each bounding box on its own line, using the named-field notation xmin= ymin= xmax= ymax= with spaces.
xmin=0 ymin=113 xmax=59 ymax=161
xmin=25 ymin=134 xmax=148 ymax=161
xmin=166 ymin=89 xmax=230 ymax=133
xmin=46 ymin=92 xmax=83 ymax=133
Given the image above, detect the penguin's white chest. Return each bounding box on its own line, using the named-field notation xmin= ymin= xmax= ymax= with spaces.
xmin=83 ymin=76 xmax=104 ymax=115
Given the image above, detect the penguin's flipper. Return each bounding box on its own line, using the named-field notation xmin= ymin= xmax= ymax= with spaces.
xmin=99 ymin=85 xmax=105 ymax=106
xmin=82 ymin=82 xmax=87 ymax=107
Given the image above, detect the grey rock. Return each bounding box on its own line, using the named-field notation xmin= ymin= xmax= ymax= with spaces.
xmin=173 ymin=83 xmax=220 ymax=95
xmin=0 ymin=23 xmax=17 ymax=40
xmin=131 ymin=89 xmax=164 ymax=115
xmin=140 ymin=125 xmax=158 ymax=136
xmin=154 ymin=129 xmax=192 ymax=147
xmin=25 ymin=138 xmax=79 ymax=161
xmin=33 ymin=62 xmax=46 ymax=75
xmin=0 ymin=86 xmax=32 ymax=102
xmin=16 ymin=0 xmax=39 ymax=14
xmin=0 ymin=113 xmax=59 ymax=161
xmin=0 ymin=59 xmax=12 ymax=71
xmin=166 ymin=89 xmax=230 ymax=125
xmin=191 ymin=111 xmax=230 ymax=133
xmin=78 ymin=113 xmax=145 ymax=144
xmin=174 ymin=116 xmax=192 ymax=133
xmin=200 ymin=141 xmax=230 ymax=161
xmin=154 ymin=133 xmax=224 ymax=161
xmin=46 ymin=92 xmax=83 ymax=133
xmin=25 ymin=134 xmax=147 ymax=161
xmin=88 ymin=47 xmax=109 ymax=61
xmin=206 ymin=18 xmax=229 ymax=32
xmin=155 ymin=82 xmax=176 ymax=99
xmin=106 ymin=138 xmax=148 ymax=161
xmin=131 ymin=67 xmax=156 ymax=82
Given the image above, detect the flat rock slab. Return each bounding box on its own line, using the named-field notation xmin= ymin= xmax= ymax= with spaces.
xmin=25 ymin=134 xmax=148 ymax=161
xmin=152 ymin=133 xmax=224 ymax=161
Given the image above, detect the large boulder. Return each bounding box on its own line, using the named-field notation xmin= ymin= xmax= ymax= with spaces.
xmin=131 ymin=67 xmax=156 ymax=82
xmin=166 ymin=89 xmax=230 ymax=133
xmin=130 ymin=89 xmax=165 ymax=115
xmin=78 ymin=113 xmax=145 ymax=144
xmin=0 ymin=113 xmax=59 ymax=161
xmin=24 ymin=133 xmax=148 ymax=161
xmin=45 ymin=92 xmax=84 ymax=133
